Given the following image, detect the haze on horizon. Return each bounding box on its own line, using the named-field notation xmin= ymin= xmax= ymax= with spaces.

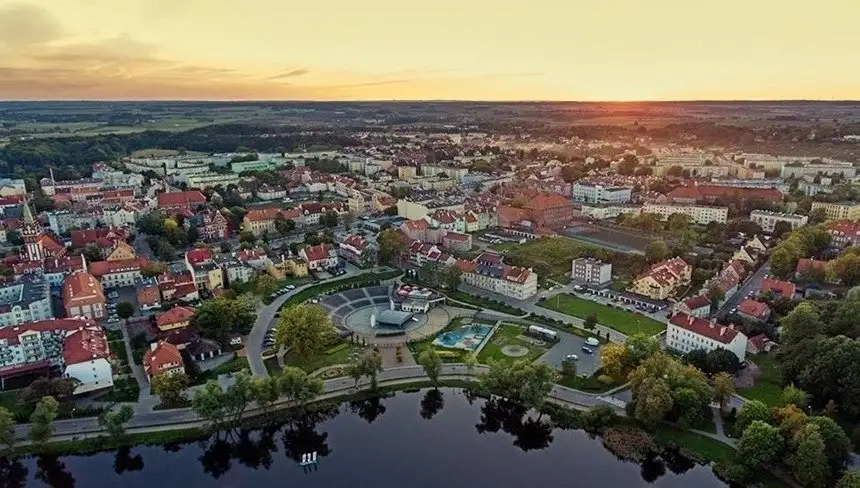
xmin=0 ymin=0 xmax=857 ymax=102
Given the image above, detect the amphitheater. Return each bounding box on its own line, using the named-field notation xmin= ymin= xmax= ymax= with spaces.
xmin=319 ymin=285 xmax=451 ymax=344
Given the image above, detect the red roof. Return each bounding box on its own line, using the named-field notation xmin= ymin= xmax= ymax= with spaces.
xmin=444 ymin=232 xmax=470 ymax=242
xmin=143 ymin=341 xmax=184 ymax=377
xmin=667 ymin=184 xmax=782 ymax=203
xmin=0 ymin=317 xmax=99 ymax=345
xmin=827 ymin=220 xmax=860 ymax=243
xmin=403 ymin=219 xmax=429 ymax=231
xmin=185 ymin=248 xmax=213 ymax=264
xmin=683 ymin=295 xmax=711 ymax=310
xmin=88 ymin=258 xmax=147 ymax=278
xmin=669 ymin=313 xmax=742 ymax=344
xmin=737 ymin=299 xmax=770 ymax=319
xmin=302 ymin=243 xmax=335 ymax=263
xmin=343 ymin=234 xmax=367 ymax=250
xmin=155 ymin=306 xmax=196 ymax=329
xmin=760 ymin=278 xmax=796 ymax=298
xmin=245 ymin=207 xmax=281 ymax=222
xmin=523 ymin=193 xmax=570 ymax=211
xmin=63 ymin=326 xmax=110 ymax=364
xmin=62 ymin=272 xmax=104 ymax=306
xmin=157 ymin=191 xmax=206 ymax=209
xmin=71 ymin=227 xmax=128 ymax=248
xmin=795 ymin=258 xmax=827 ymax=275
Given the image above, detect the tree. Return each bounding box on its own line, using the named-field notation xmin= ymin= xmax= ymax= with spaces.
xmin=378 ymin=228 xmax=409 ymax=264
xmin=683 ymin=348 xmax=709 ymax=373
xmin=274 ymin=305 xmax=334 ymax=360
xmin=479 ymin=360 xmax=554 ymax=411
xmin=98 ymin=405 xmax=134 ymax=438
xmin=418 ymin=348 xmax=443 ymax=387
xmin=439 ymin=265 xmax=463 ymax=290
xmin=772 ymin=220 xmax=793 ymax=238
xmin=836 ymin=472 xmax=860 ymax=488
xmin=600 ymin=343 xmax=628 ymax=380
xmin=780 ymin=384 xmax=808 ymax=408
xmin=645 ymin=240 xmax=669 ymax=263
xmin=809 ymin=416 xmax=852 ymax=480
xmin=141 ymin=261 xmax=168 ymax=277
xmin=254 ymin=275 xmax=279 ymax=297
xmin=562 ymin=357 xmax=577 ymax=377
xmin=789 ymin=424 xmax=829 ymax=488
xmin=17 ymin=377 xmax=76 ymax=406
xmin=712 ymin=372 xmax=735 ymax=412
xmin=583 ymin=313 xmax=598 ymax=330
xmin=829 ymin=253 xmax=860 ymax=286
xmin=151 ymin=372 xmax=189 ymax=407
xmin=769 ymin=246 xmax=800 ymax=279
xmin=116 ymin=301 xmax=135 ymax=320
xmin=0 ymin=406 xmax=15 ymax=449
xmin=28 ymin=396 xmax=59 ymax=444
xmin=348 ymin=350 xmax=384 ymax=390
xmin=464 ymin=354 xmax=478 ymax=376
xmin=279 ymin=366 xmax=323 ymax=409
xmin=249 ymin=376 xmax=281 ymax=413
xmin=736 ymin=420 xmax=784 ymax=470
xmin=191 ymin=296 xmax=256 ymax=344
xmin=625 ymin=333 xmax=661 ymax=367
xmin=633 ymin=375 xmax=674 ymax=425
xmin=735 ymin=400 xmax=772 ymax=435
xmin=705 ymin=348 xmax=741 ymax=375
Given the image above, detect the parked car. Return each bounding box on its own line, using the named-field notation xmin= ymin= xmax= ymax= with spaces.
xmin=585 ymin=337 xmax=600 ymax=347
xmin=581 ymin=346 xmax=593 ymax=354
xmin=565 ymin=354 xmax=579 ymax=361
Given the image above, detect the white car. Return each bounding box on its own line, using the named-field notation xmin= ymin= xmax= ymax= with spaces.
xmin=565 ymin=354 xmax=579 ymax=361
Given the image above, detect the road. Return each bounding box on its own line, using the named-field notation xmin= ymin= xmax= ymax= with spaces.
xmin=537 ymin=328 xmax=602 ymax=375
xmin=245 ymin=263 xmax=387 ymax=378
xmin=715 ymin=262 xmax=770 ymax=317
xmin=13 ymin=364 xmax=621 ymax=442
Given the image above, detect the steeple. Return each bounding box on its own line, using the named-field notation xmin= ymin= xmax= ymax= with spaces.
xmin=21 ymin=197 xmax=45 ymax=262
xmin=22 ymin=197 xmax=36 ymax=226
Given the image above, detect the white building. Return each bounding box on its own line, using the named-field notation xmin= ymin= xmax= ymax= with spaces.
xmin=458 ymin=253 xmax=538 ymax=300
xmin=181 ymin=172 xmax=240 ymax=190
xmin=0 ymin=274 xmax=54 ymax=328
xmin=642 ymin=204 xmax=728 ymax=225
xmin=572 ymin=183 xmax=632 ymax=205
xmin=570 ymin=258 xmax=612 ymax=287
xmin=780 ymin=163 xmax=856 ymax=179
xmin=102 ymin=205 xmax=138 ymax=227
xmin=749 ymin=210 xmax=808 ymax=234
xmin=667 ymin=313 xmax=748 ymax=361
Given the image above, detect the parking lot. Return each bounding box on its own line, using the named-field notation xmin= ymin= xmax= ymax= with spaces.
xmin=537 ymin=328 xmax=602 ymax=376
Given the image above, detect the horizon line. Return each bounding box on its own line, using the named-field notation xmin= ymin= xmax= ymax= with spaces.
xmin=1 ymin=98 xmax=860 ymax=104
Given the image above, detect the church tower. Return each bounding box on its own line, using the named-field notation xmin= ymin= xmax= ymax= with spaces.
xmin=21 ymin=198 xmax=44 ymax=262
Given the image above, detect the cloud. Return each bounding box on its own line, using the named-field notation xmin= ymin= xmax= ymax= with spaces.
xmin=0 ymin=2 xmax=64 ymax=46
xmin=266 ymin=68 xmax=311 ymax=81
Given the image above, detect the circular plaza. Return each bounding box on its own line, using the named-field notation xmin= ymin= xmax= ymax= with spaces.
xmin=318 ymin=285 xmax=450 ymax=344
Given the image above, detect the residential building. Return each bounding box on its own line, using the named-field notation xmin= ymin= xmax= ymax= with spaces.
xmin=297 ymin=202 xmax=347 ymax=226
xmin=760 ymin=278 xmax=796 ymax=299
xmin=457 ymin=252 xmax=538 ymax=300
xmin=0 ymin=178 xmax=26 ymax=197
xmin=570 ymin=258 xmax=612 ymax=287
xmin=737 ymin=299 xmax=771 ymax=322
xmin=143 ymin=341 xmax=185 ymax=379
xmin=62 ymin=272 xmax=106 ymax=319
xmin=810 ymin=201 xmax=860 ymax=221
xmin=184 ymin=248 xmax=224 ymax=291
xmin=214 ymin=255 xmax=256 ymax=286
xmin=667 ymin=313 xmax=747 ymax=361
xmin=156 ymin=191 xmax=207 ymax=213
xmin=338 ymin=234 xmax=376 ymax=266
xmin=195 ymin=209 xmax=230 ymax=240
xmin=627 ymin=257 xmax=691 ymax=300
xmin=642 ymin=204 xmax=728 ymax=225
xmin=0 ymin=273 xmax=53 ymax=327
xmin=571 ymin=183 xmax=633 ymax=205
xmin=441 ymin=231 xmax=472 ymax=252
xmin=135 ymin=277 xmax=161 ymax=310
xmin=780 ymin=163 xmax=856 ymax=179
xmin=522 ymin=193 xmax=574 ymax=229
xmin=795 ymin=258 xmax=828 ymax=278
xmin=265 ymin=255 xmax=309 ymax=279
xmin=0 ymin=317 xmax=112 ymax=393
xmin=155 ymin=306 xmax=196 ymax=332
xmin=827 ymin=220 xmax=860 ymax=247
xmin=299 ymin=244 xmax=338 ymax=270
xmin=674 ymin=295 xmax=711 ymax=318
xmin=666 ymin=185 xmax=782 ymax=205
xmin=102 ymin=204 xmax=139 ymax=227
xmin=747 ymin=334 xmax=778 ymax=355
xmin=749 ymin=210 xmax=808 ymax=234
xmin=183 ymin=172 xmax=239 ymax=190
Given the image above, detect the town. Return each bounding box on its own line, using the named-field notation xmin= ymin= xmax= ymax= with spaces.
xmin=0 ymin=102 xmax=859 ymax=488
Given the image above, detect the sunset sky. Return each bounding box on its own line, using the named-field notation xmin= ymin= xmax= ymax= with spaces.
xmin=1 ymin=0 xmax=857 ymax=101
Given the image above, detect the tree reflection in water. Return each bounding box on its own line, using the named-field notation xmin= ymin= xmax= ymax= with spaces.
xmin=348 ymin=396 xmax=386 ymax=424
xmin=419 ymin=389 xmax=444 ymax=420
xmin=474 ymin=397 xmax=554 ymax=452
xmin=113 ymin=447 xmax=144 ymax=475
xmin=0 ymin=457 xmax=28 ymax=488
xmin=35 ymin=455 xmax=75 ymax=488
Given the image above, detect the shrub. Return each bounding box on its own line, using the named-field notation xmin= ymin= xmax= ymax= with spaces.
xmin=597 ymin=374 xmax=615 ymax=385
xmin=582 ymin=404 xmax=618 ymax=432
xmin=601 ymin=426 xmax=656 ymax=461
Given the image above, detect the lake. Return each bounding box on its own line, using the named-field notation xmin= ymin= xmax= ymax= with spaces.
xmin=0 ymin=389 xmax=731 ymax=488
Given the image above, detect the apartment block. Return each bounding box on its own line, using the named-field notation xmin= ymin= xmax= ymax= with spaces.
xmin=749 ymin=210 xmax=808 ymax=234
xmin=642 ymin=204 xmax=728 ymax=224
xmin=570 ymin=258 xmax=612 ymax=287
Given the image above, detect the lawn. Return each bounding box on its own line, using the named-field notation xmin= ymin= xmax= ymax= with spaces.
xmin=444 ymin=290 xmax=524 ymax=315
xmin=0 ymin=390 xmax=18 ymax=413
xmin=190 ymin=355 xmax=250 ymax=385
xmin=557 ymin=373 xmax=617 ymax=393
xmin=283 ymin=341 xmax=362 ymax=374
xmin=738 ymin=353 xmax=782 ymax=406
xmin=540 ymin=294 xmax=665 ymax=336
xmin=477 ymin=323 xmax=548 ymax=364
xmin=653 ymin=426 xmax=735 ymax=464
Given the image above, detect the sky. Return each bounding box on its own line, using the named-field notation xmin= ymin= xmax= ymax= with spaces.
xmin=0 ymin=0 xmax=858 ymax=101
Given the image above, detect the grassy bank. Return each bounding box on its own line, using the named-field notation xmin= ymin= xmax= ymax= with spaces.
xmin=540 ymin=294 xmax=665 ymax=335
xmin=738 ymin=353 xmax=782 ymax=407
xmin=280 ymin=270 xmax=402 ymax=308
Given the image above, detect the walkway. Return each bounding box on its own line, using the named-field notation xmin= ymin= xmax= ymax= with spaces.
xmin=120 ymin=321 xmax=157 ymax=415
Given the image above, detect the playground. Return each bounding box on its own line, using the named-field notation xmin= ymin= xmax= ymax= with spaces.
xmin=432 ymin=320 xmax=493 ymax=352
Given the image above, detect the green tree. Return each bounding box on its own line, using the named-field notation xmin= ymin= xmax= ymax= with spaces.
xmin=116 ymin=301 xmax=135 ymax=320
xmin=736 ymin=420 xmax=784 ymax=470
xmin=712 ymin=372 xmax=735 ymax=411
xmin=250 ymin=376 xmax=281 ymax=413
xmin=418 ymin=348 xmax=443 ymax=387
xmin=707 ymin=284 xmax=725 ymax=310
xmin=772 ymin=220 xmax=793 ymax=238
xmin=463 ymin=354 xmax=478 ymax=376
xmin=789 ymin=424 xmax=829 ymax=488
xmin=439 ymin=265 xmax=463 ymax=290
xmin=378 ymin=228 xmax=409 ymax=264
xmin=735 ymin=399 xmax=772 ymax=434
xmin=349 ymin=350 xmax=384 ymax=390
xmin=479 ymin=360 xmax=554 ymax=411
xmin=28 ymin=396 xmax=59 ymax=445
xmin=836 ymin=472 xmax=860 ymax=488
xmin=0 ymin=406 xmax=15 ymax=449
xmin=809 ymin=416 xmax=852 ymax=480
xmin=254 ymin=274 xmax=279 ymax=297
xmin=625 ymin=333 xmax=661 ymax=367
xmin=633 ymin=375 xmax=674 ymax=425
xmin=645 ymin=240 xmax=669 ymax=263
xmin=274 ymin=305 xmax=334 ymax=360
xmin=562 ymin=357 xmax=577 ymax=377
xmin=191 ymin=296 xmax=256 ymax=344
xmin=151 ymin=372 xmax=189 ymax=408
xmin=192 ymin=381 xmax=229 ymax=431
xmin=705 ymin=348 xmax=741 ymax=375
xmin=583 ymin=312 xmax=598 ymax=330
xmin=769 ymin=246 xmax=800 ymax=279
xmin=829 ymin=253 xmax=860 ymax=286
xmin=98 ymin=405 xmax=134 ymax=438
xmin=600 ymin=343 xmax=628 ymax=380
xmin=780 ymin=384 xmax=809 ymax=408
xmin=279 ymin=366 xmax=323 ymax=409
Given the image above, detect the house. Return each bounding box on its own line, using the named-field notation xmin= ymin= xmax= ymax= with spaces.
xmin=299 ymin=244 xmax=338 ymax=270
xmin=135 ymin=277 xmax=161 ymax=310
xmin=456 ymin=252 xmax=538 ymax=300
xmin=795 ymin=258 xmax=828 ymax=278
xmin=746 ymin=334 xmax=778 ymax=355
xmin=674 ymin=295 xmax=711 ymax=318
xmin=737 ymin=299 xmax=771 ymax=322
xmin=338 ymin=234 xmax=376 ymax=266
xmin=155 ymin=306 xmax=196 ymax=332
xmin=71 ymin=227 xmax=129 ymax=253
xmin=196 ymin=209 xmax=230 ymax=240
xmin=570 ymin=258 xmax=612 ymax=287
xmin=88 ymin=257 xmax=147 ymax=289
xmin=760 ymin=278 xmax=796 ymax=299
xmin=143 ymin=341 xmax=185 ymax=379
xmin=63 ymin=325 xmax=114 ymax=394
xmin=214 ymin=255 xmax=256 ymax=286
xmin=627 ymin=257 xmax=692 ymax=300
xmin=265 ymin=254 xmax=308 ymax=279
xmin=667 ymin=313 xmax=748 ymax=361
xmin=184 ymin=248 xmax=224 ymax=291
xmin=827 ymin=220 xmax=860 ymax=248
xmin=62 ymin=272 xmax=106 ymax=319
xmin=298 ymin=202 xmax=348 ymax=226
xmin=441 ymin=231 xmax=472 ymax=252
xmin=157 ymin=191 xmax=207 ymax=213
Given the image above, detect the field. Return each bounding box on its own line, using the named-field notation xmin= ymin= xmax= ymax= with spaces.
xmin=476 ymin=323 xmax=549 ymax=364
xmin=540 ymin=294 xmax=666 ymax=335
xmin=738 ymin=353 xmax=782 ymax=406
xmin=283 ymin=340 xmax=362 ymax=374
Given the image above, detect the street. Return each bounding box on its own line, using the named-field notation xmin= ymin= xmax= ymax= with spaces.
xmin=714 ymin=262 xmax=770 ymax=317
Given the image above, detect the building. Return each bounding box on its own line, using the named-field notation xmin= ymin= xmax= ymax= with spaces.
xmin=827 ymin=220 xmax=860 ymax=248
xmin=749 ymin=210 xmax=808 ymax=234
xmin=143 ymin=341 xmax=185 ymax=379
xmin=88 ymin=257 xmax=147 ymax=289
xmin=795 ymin=258 xmax=828 ymax=278
xmin=102 ymin=205 xmax=139 ymax=228
xmin=21 ymin=200 xmax=65 ymax=262
xmin=338 ymin=234 xmax=376 ymax=266
xmin=522 ymin=193 xmax=574 ymax=229
xmin=810 ymin=201 xmax=860 ymax=221
xmin=62 ymin=272 xmax=106 ymax=319
xmin=0 ymin=318 xmax=113 ymax=393
xmin=156 ymin=191 xmax=207 ymax=213
xmin=299 ymin=244 xmax=338 ymax=270
xmin=641 ymin=204 xmax=728 ymax=225
xmin=184 ymin=248 xmax=224 ymax=292
xmin=570 ymin=258 xmax=612 ymax=287
xmin=0 ymin=273 xmax=53 ymax=327
xmin=747 ymin=334 xmax=778 ymax=355
xmin=136 ymin=277 xmax=161 ymax=310
xmin=627 ymin=257 xmax=691 ymax=300
xmin=572 ymin=183 xmax=632 ymax=205
xmin=673 ymin=295 xmax=712 ymax=318
xmin=214 ymin=255 xmax=256 ymax=286
xmin=441 ymin=231 xmax=472 ymax=252
xmin=155 ymin=306 xmax=196 ymax=332
xmin=457 ymin=252 xmax=538 ymax=300
xmin=666 ymin=185 xmax=782 ymax=205
xmin=195 ymin=209 xmax=230 ymax=240
xmin=760 ymin=278 xmax=796 ymax=299
xmin=780 ymin=163 xmax=857 ymax=179
xmin=667 ymin=313 xmax=747 ymax=361
xmin=183 ymin=172 xmax=239 ymax=190
xmin=0 ymin=178 xmax=26 ymax=197
xmin=737 ymin=299 xmax=771 ymax=322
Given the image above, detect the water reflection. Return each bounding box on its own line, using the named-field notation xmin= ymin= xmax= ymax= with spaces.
xmin=0 ymin=389 xmax=730 ymax=488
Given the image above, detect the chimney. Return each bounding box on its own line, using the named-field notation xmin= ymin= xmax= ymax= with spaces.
xmin=688 ymin=315 xmax=694 ymax=325
xmin=720 ymin=326 xmax=726 ymax=336
xmin=709 ymin=319 xmax=716 ymax=328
